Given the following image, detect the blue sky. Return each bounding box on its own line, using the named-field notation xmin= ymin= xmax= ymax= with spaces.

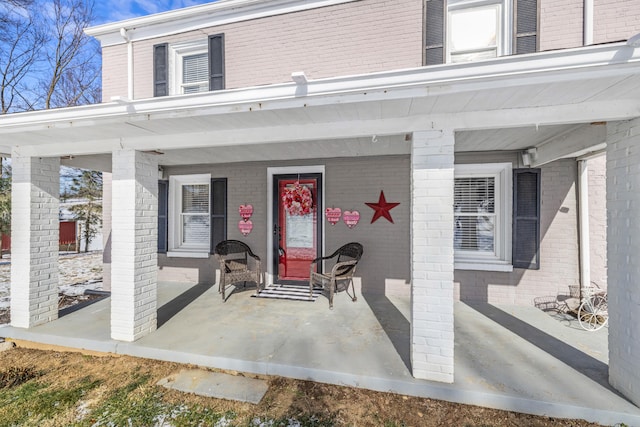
xmin=94 ymin=0 xmax=216 ymax=25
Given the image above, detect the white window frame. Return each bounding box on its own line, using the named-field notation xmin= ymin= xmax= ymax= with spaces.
xmin=167 ymin=173 xmax=211 ymax=258
xmin=454 ymin=163 xmax=512 ymax=272
xmin=169 ymin=39 xmax=208 ymax=96
xmin=446 ymin=0 xmax=513 ymax=63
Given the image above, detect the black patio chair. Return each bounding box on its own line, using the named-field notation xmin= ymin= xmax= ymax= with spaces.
xmin=214 ymin=240 xmax=262 ymax=301
xmin=309 ymin=242 xmax=363 ymax=309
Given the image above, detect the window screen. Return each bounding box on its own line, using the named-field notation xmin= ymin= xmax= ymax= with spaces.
xmin=181 ymin=184 xmax=210 ymax=245
xmin=182 ymin=53 xmax=209 ymax=94
xmin=454 ymin=177 xmax=496 ymax=253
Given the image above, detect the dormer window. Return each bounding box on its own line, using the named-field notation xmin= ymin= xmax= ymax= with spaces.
xmin=153 ymin=34 xmax=225 ymax=97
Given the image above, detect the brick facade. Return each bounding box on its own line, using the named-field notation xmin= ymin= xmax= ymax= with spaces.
xmin=111 ymin=150 xmax=158 ymax=342
xmin=100 ymin=0 xmax=640 ymax=102
xmin=606 ymin=118 xmax=640 ymax=406
xmin=10 ymin=154 xmax=60 ymax=328
xmin=102 ymin=0 xmax=423 ymax=101
xmin=410 ymin=130 xmax=455 ymax=383
xmin=588 ymin=155 xmax=607 ymax=289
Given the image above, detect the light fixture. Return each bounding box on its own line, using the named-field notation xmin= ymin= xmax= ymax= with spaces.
xmin=521 ymin=147 xmax=537 ymax=166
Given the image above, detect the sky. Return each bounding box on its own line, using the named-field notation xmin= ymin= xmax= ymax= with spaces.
xmin=93 ymin=0 xmax=216 ymax=25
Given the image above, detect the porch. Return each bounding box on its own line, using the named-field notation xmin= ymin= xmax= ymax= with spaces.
xmin=1 ymin=281 xmax=639 ymax=426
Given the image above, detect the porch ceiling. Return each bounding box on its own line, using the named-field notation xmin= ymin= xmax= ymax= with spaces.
xmin=1 ymin=41 xmax=639 ymax=170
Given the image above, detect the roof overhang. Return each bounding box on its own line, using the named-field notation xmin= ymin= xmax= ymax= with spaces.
xmin=1 ymin=40 xmax=640 ymax=168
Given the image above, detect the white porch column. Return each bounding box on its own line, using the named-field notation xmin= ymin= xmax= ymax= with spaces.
xmin=111 ymin=149 xmax=158 ymax=342
xmin=606 ymin=118 xmax=640 ymax=406
xmin=410 ymin=129 xmax=455 ymax=383
xmin=10 ymin=152 xmax=60 ymax=328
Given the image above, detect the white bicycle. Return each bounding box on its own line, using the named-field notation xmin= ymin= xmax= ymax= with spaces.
xmin=577 ymin=283 xmax=608 ymax=331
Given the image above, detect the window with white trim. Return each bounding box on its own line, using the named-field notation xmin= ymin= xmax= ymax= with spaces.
xmin=454 ymin=163 xmax=512 ymax=270
xmin=170 ymin=40 xmax=209 ymax=95
xmin=168 ymin=174 xmax=211 ymax=253
xmin=446 ymin=0 xmax=513 ymax=63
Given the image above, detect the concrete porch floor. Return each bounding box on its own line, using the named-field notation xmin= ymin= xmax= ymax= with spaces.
xmin=1 ymin=281 xmax=639 ymax=426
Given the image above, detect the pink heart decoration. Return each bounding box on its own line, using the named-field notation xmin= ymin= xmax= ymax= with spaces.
xmin=325 ymin=207 xmax=342 ymax=225
xmin=343 ymin=210 xmax=360 ymax=228
xmin=239 ymin=204 xmax=253 ymax=220
xmin=238 ymin=219 xmax=253 ymax=236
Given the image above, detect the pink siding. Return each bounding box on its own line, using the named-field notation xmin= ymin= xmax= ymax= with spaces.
xmin=594 ymin=0 xmax=640 ymax=44
xmin=539 ymin=0 xmax=585 ymax=51
xmin=101 ymin=45 xmax=128 ymax=102
xmin=103 ymin=0 xmax=423 ymax=101
xmin=539 ymin=0 xmax=640 ymax=51
xmin=100 ymin=0 xmax=640 ymax=102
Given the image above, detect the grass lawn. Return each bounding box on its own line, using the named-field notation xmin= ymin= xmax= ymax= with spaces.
xmin=0 ymin=346 xmax=604 ymax=427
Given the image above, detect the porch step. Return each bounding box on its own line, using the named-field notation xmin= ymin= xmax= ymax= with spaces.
xmin=157 ymin=369 xmax=268 ymax=404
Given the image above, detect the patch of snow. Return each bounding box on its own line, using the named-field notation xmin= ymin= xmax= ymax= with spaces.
xmin=59 ymin=281 xmax=103 ymax=297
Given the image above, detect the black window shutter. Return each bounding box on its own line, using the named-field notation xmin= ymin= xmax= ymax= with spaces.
xmin=153 ymin=43 xmax=169 ymax=97
xmin=210 ymin=178 xmax=227 ymax=253
xmin=425 ymin=0 xmax=445 ymax=65
xmin=515 ymin=0 xmax=538 ymax=54
xmin=158 ymin=180 xmax=169 ymax=253
xmin=512 ymin=169 xmax=541 ymax=269
xmin=208 ymin=34 xmax=225 ymax=91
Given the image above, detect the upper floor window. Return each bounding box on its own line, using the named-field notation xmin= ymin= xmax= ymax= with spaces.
xmin=425 ymin=0 xmax=538 ymax=66
xmin=448 ymin=2 xmax=503 ymax=63
xmin=174 ymin=41 xmax=210 ymax=94
xmin=153 ymin=34 xmax=225 ymax=97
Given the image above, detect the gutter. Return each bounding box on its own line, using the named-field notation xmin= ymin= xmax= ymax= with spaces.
xmin=0 ymin=40 xmax=638 ymax=131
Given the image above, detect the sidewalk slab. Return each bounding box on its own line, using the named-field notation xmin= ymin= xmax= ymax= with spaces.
xmin=157 ymin=369 xmax=269 ymax=404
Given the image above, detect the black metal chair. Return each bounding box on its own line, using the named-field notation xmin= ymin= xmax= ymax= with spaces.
xmin=214 ymin=240 xmax=262 ymax=301
xmin=309 ymin=242 xmax=363 ymax=309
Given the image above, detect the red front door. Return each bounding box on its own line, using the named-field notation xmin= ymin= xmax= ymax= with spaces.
xmin=273 ymin=174 xmax=322 ymax=283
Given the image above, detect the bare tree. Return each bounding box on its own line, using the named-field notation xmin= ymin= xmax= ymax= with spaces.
xmin=40 ymin=0 xmax=100 ymax=109
xmin=0 ymin=2 xmax=44 ymax=113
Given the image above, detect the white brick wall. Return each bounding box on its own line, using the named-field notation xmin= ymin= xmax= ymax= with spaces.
xmin=587 ymin=155 xmax=607 ymax=288
xmin=410 ymin=130 xmax=455 ymax=383
xmin=111 ymin=150 xmax=158 ymax=342
xmin=10 ymin=153 xmax=60 ymax=328
xmin=606 ymin=118 xmax=640 ymax=407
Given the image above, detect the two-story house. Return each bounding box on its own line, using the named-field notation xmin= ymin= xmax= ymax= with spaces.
xmin=1 ymin=0 xmax=640 ymax=411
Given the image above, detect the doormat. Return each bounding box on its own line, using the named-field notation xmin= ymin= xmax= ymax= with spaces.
xmin=252 ymin=284 xmax=322 ymax=302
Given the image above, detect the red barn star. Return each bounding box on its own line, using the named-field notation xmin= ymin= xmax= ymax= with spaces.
xmin=365 ymin=191 xmax=400 ymax=223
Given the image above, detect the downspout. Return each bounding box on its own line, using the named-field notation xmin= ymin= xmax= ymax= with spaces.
xmin=578 ymin=159 xmax=591 ymax=289
xmin=120 ymin=28 xmax=134 ymax=100
xmin=584 ymin=0 xmax=594 ymax=45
